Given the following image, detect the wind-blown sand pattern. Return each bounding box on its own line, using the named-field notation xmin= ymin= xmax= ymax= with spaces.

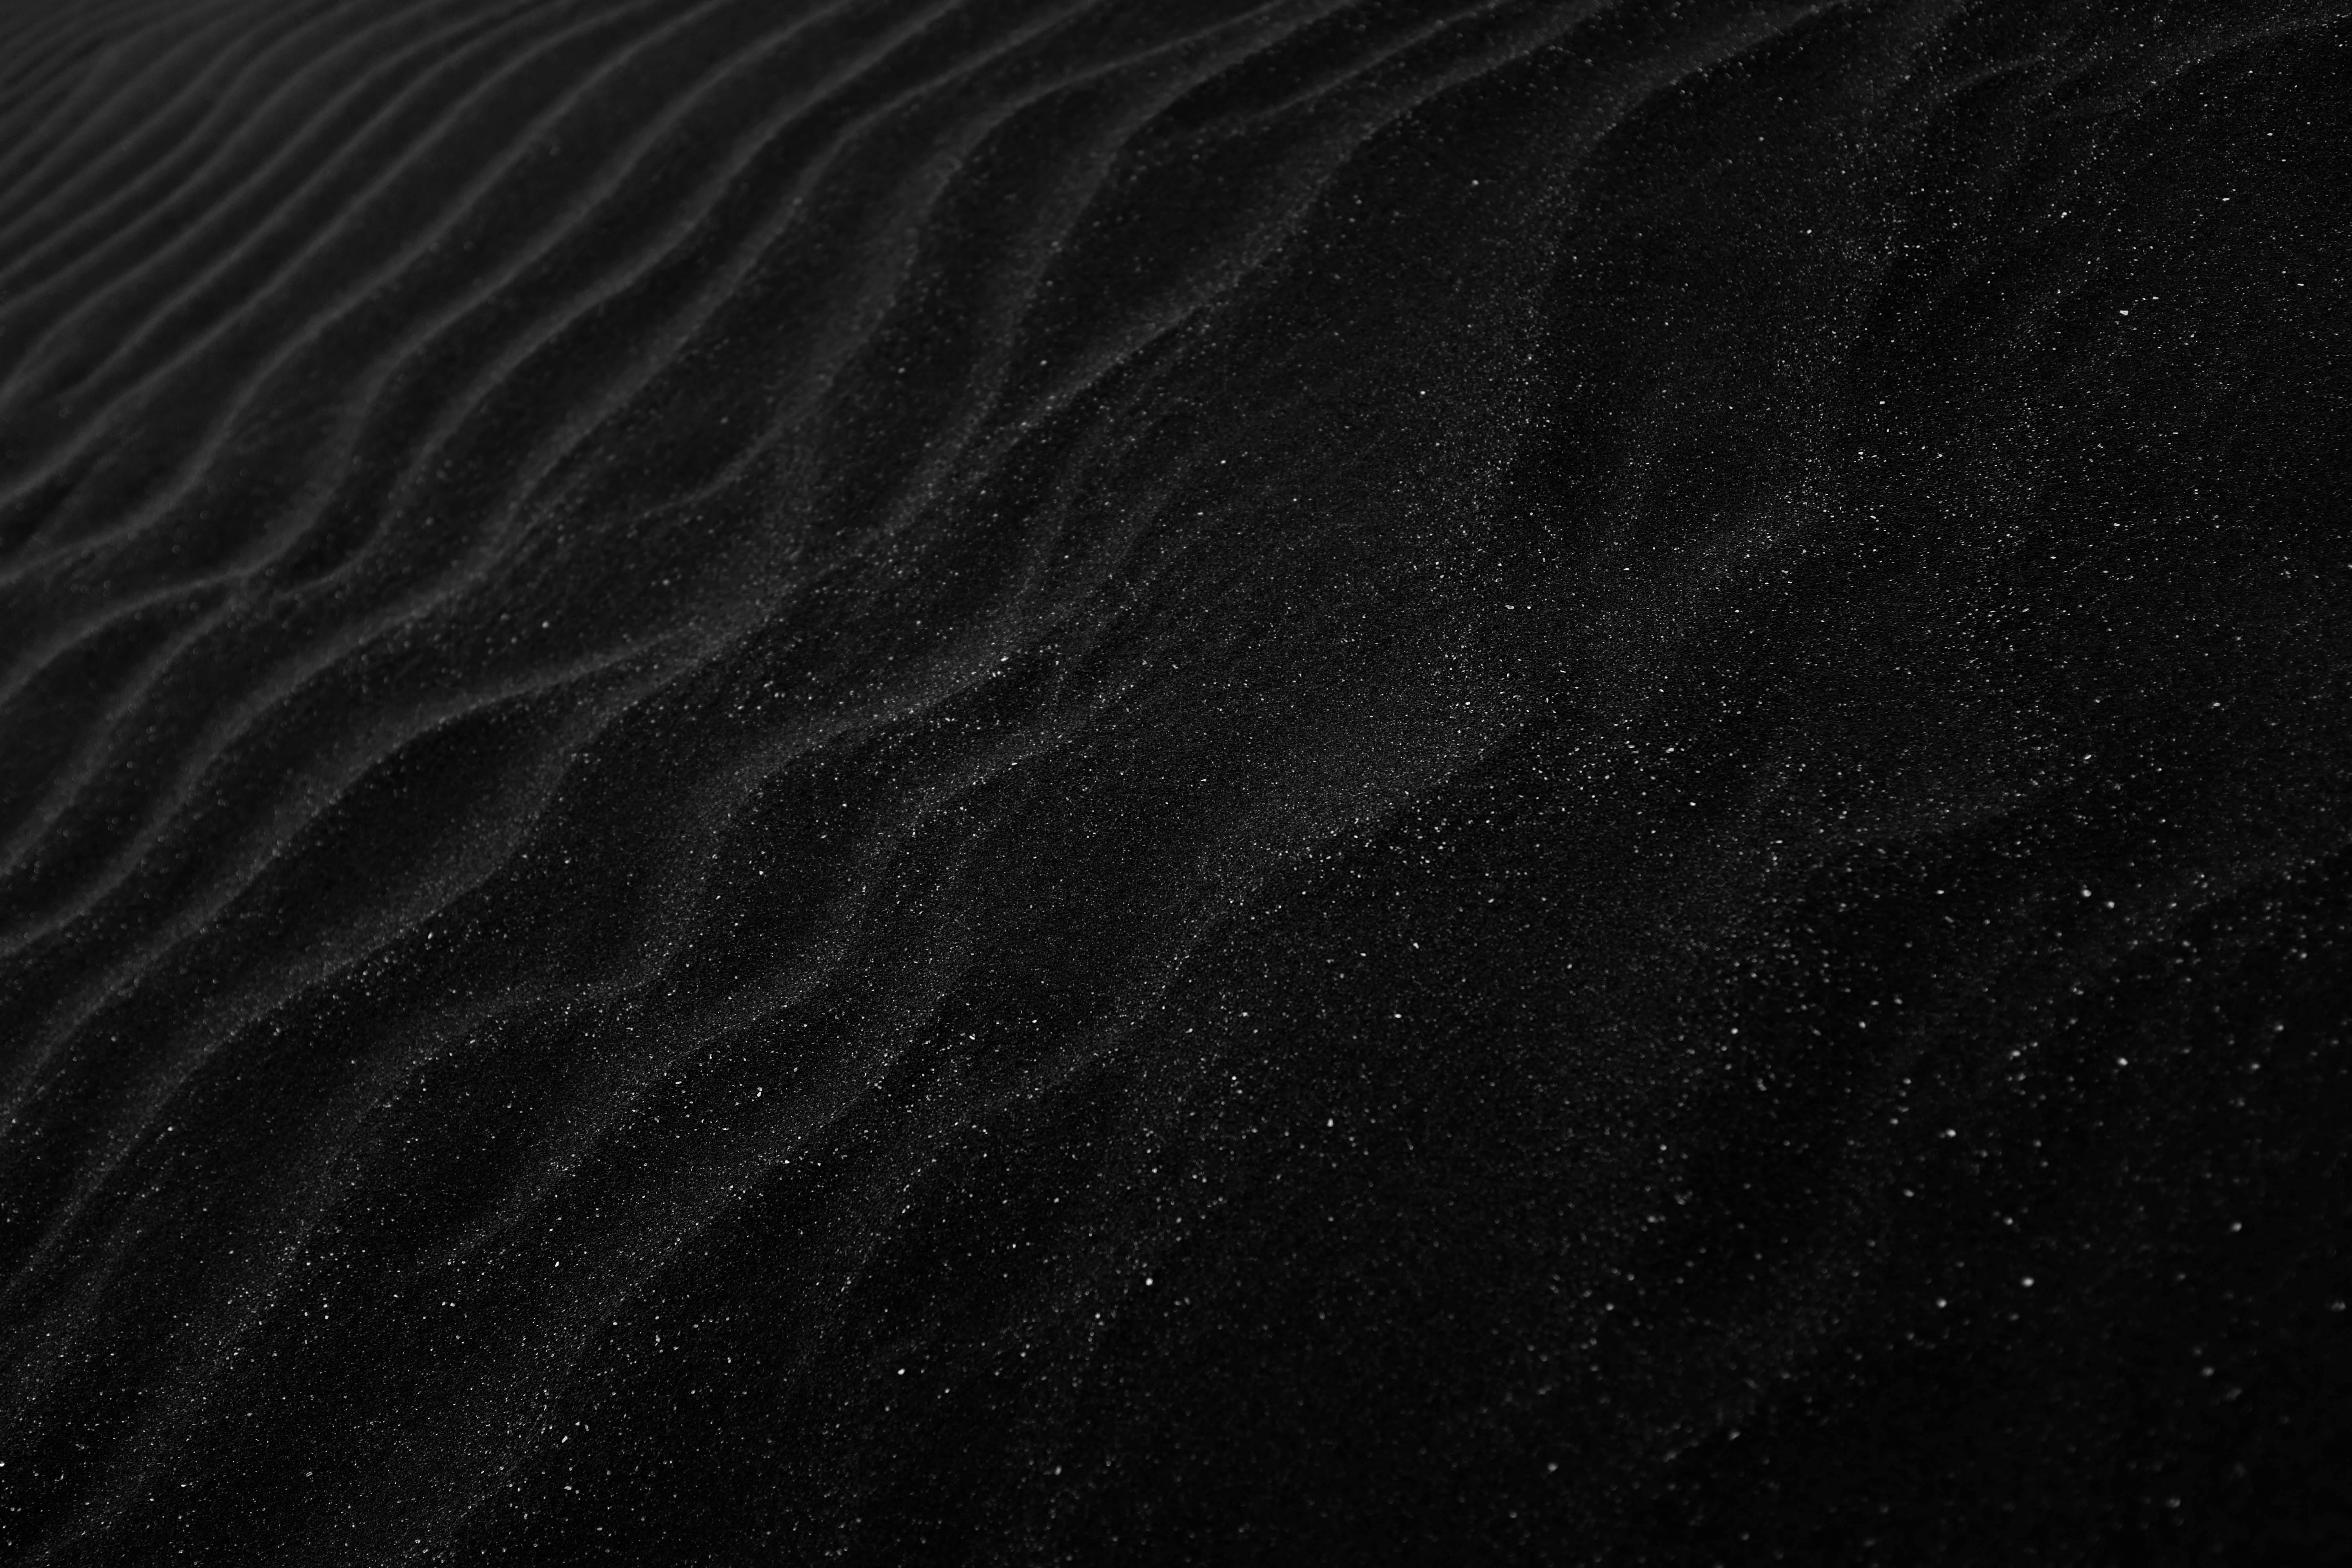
xmin=2 ymin=0 xmax=2348 ymax=1561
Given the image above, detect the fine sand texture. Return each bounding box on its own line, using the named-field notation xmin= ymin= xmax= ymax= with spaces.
xmin=2 ymin=1 xmax=2348 ymax=1562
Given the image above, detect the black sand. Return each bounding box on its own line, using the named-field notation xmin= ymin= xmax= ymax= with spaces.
xmin=1 ymin=1 xmax=2348 ymax=1561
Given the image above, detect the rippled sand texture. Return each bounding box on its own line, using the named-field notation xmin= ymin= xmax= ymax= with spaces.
xmin=3 ymin=0 xmax=2349 ymax=1561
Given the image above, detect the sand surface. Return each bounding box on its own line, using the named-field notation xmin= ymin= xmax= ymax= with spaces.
xmin=1 ymin=0 xmax=2348 ymax=1561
